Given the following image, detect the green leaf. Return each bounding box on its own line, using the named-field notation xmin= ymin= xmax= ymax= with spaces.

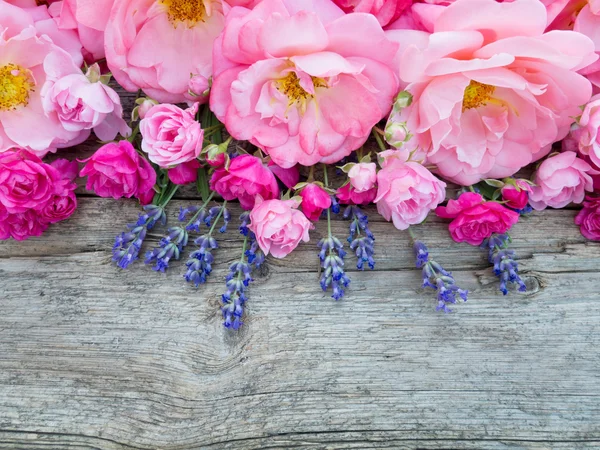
xmin=483 ymin=178 xmax=505 ymax=188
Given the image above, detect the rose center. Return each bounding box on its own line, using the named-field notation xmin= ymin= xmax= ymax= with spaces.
xmin=462 ymin=80 xmax=495 ymax=112
xmin=0 ymin=64 xmax=35 ymax=112
xmin=160 ymin=0 xmax=206 ymax=26
xmin=276 ymin=72 xmax=327 ymax=107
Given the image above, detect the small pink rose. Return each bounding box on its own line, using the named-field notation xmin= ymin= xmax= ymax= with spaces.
xmin=140 ymin=103 xmax=203 ymax=168
xmin=40 ymin=184 xmax=78 ymax=224
xmin=575 ymin=196 xmax=600 ymax=241
xmin=168 ymin=160 xmax=201 ymax=185
xmin=529 ymin=152 xmax=595 ymax=210
xmin=249 ymin=198 xmax=313 ymax=258
xmin=348 ymin=163 xmax=377 ymax=193
xmin=79 ymin=140 xmax=156 ymax=200
xmin=501 ymin=180 xmax=532 ymax=210
xmin=375 ymin=157 xmax=446 ymax=230
xmin=436 ymin=192 xmax=519 ymax=246
xmin=188 ymin=75 xmax=210 ymax=98
xmin=300 ymin=183 xmax=331 ymax=222
xmin=337 ymin=183 xmax=377 ymax=205
xmin=0 ymin=210 xmax=49 ymax=241
xmin=210 ymin=155 xmax=280 ymax=211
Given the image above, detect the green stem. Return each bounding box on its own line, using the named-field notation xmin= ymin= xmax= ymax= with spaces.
xmin=196 ymin=166 xmax=210 ymax=202
xmin=407 ymin=227 xmax=417 ymax=243
xmin=208 ymin=201 xmax=227 ymax=235
xmin=185 ymin=192 xmax=215 ymax=227
xmin=372 ymin=127 xmax=386 ymax=152
xmin=323 ymin=165 xmax=332 ymax=238
xmin=158 ymin=184 xmax=179 ymax=208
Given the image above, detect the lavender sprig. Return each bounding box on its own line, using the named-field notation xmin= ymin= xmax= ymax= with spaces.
xmin=222 ymin=234 xmax=253 ymax=330
xmin=343 ymin=205 xmax=375 ymax=270
xmin=144 ymin=225 xmax=188 ymax=272
xmin=411 ymin=237 xmax=468 ymax=312
xmin=112 ymin=205 xmax=166 ymax=269
xmin=481 ymin=233 xmax=526 ymax=295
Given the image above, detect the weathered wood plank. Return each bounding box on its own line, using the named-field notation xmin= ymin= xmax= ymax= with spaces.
xmin=0 ymin=195 xmax=599 ymax=449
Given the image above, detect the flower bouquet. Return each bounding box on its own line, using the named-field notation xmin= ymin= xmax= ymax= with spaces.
xmin=1 ymin=0 xmax=599 ymax=329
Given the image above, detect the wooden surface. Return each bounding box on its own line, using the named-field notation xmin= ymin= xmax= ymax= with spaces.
xmin=1 ymin=196 xmax=600 ymax=449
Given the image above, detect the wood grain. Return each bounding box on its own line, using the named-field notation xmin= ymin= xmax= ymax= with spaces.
xmin=1 ymin=196 xmax=599 ymax=449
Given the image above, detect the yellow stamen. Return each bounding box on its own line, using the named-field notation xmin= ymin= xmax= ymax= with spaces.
xmin=160 ymin=0 xmax=206 ymax=27
xmin=0 ymin=64 xmax=35 ymax=112
xmin=276 ymin=72 xmax=327 ymax=108
xmin=462 ymin=80 xmax=495 ymax=112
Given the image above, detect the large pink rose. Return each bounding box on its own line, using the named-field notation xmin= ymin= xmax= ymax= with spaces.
xmin=249 ymin=198 xmax=313 ymax=258
xmin=575 ymin=196 xmax=600 ymax=241
xmin=435 ymin=192 xmax=520 ymax=245
xmin=140 ymin=103 xmax=203 ymax=168
xmin=48 ymin=0 xmax=114 ymax=62
xmin=332 ymin=0 xmax=412 ymax=26
xmin=210 ymin=154 xmax=280 ymax=210
xmin=299 ymin=183 xmax=331 ymax=221
xmin=39 ymin=159 xmax=78 ymax=224
xmin=0 ymin=149 xmax=61 ymax=213
xmin=375 ymin=149 xmax=446 ymax=230
xmin=104 ymin=0 xmax=225 ymax=103
xmin=41 ymin=52 xmax=130 ymax=142
xmin=79 ymin=140 xmax=156 ymax=201
xmin=529 ymin=151 xmax=595 ymax=210
xmin=0 ymin=2 xmax=87 ymax=157
xmin=210 ymin=0 xmax=399 ymax=168
xmin=386 ymin=0 xmax=598 ymax=186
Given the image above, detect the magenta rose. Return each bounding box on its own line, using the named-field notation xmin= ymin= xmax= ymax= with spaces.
xmin=436 ymin=192 xmax=520 ymax=245
xmin=501 ymin=180 xmax=532 ymax=210
xmin=300 ymin=183 xmax=331 ymax=222
xmin=348 ymin=163 xmax=377 ymax=193
xmin=0 ymin=210 xmax=49 ymax=241
xmin=40 ymin=159 xmax=79 ymax=224
xmin=168 ymin=160 xmax=201 ymax=185
xmin=375 ymin=154 xmax=446 ymax=230
xmin=575 ymin=196 xmax=600 ymax=241
xmin=529 ymin=152 xmax=595 ymax=210
xmin=0 ymin=149 xmax=61 ymax=214
xmin=337 ymin=183 xmax=377 ymax=205
xmin=140 ymin=103 xmax=203 ymax=168
xmin=79 ymin=140 xmax=156 ymax=201
xmin=210 ymin=155 xmax=280 ymax=211
xmin=249 ymin=198 xmax=313 ymax=258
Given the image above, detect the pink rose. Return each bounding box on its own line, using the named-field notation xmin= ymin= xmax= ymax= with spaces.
xmin=436 ymin=192 xmax=520 ymax=245
xmin=337 ymin=183 xmax=377 ymax=205
xmin=570 ymin=94 xmax=600 ymax=169
xmin=41 ymin=53 xmax=130 ymax=142
xmin=39 ymin=181 xmax=77 ymax=223
xmin=299 ymin=183 xmax=331 ymax=221
xmin=375 ymin=154 xmax=446 ymax=230
xmin=140 ymin=103 xmax=203 ymax=168
xmin=210 ymin=0 xmax=399 ymax=168
xmin=79 ymin=140 xmax=156 ymax=201
xmin=348 ymin=162 xmax=377 ymax=193
xmin=386 ymin=0 xmax=598 ymax=185
xmin=104 ymin=0 xmax=225 ymax=103
xmin=529 ymin=152 xmax=595 ymax=210
xmin=575 ymin=196 xmax=600 ymax=241
xmin=0 ymin=149 xmax=61 ymax=214
xmin=0 ymin=2 xmax=87 ymax=156
xmin=168 ymin=160 xmax=201 ymax=185
xmin=0 ymin=210 xmax=49 ymax=241
xmin=210 ymin=155 xmax=280 ymax=211
xmin=50 ymin=158 xmax=79 ymax=181
xmin=501 ymin=180 xmax=532 ymax=210
xmin=332 ymin=0 xmax=413 ymax=26
xmin=249 ymin=198 xmax=313 ymax=258
xmin=134 ymin=99 xmax=158 ymax=121
xmin=188 ymin=75 xmax=210 ymax=98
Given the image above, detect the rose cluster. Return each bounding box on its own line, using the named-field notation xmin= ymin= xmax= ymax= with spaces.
xmin=2 ymin=0 xmax=600 ymax=329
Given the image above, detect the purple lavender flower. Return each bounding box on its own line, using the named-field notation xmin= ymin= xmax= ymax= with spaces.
xmin=318 ymin=236 xmax=351 ymax=300
xmin=222 ymin=259 xmax=253 ymax=330
xmin=112 ymin=205 xmax=166 ymax=269
xmin=145 ymin=226 xmax=189 ymax=272
xmin=481 ymin=233 xmax=526 ymax=295
xmin=344 ymin=205 xmax=375 ymax=270
xmin=413 ymin=240 xmax=468 ymax=312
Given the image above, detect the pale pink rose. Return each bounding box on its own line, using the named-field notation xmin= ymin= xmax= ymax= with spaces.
xmin=436 ymin=192 xmax=520 ymax=245
xmin=227 ymin=0 xmax=262 ymax=6
xmin=529 ymin=152 xmax=595 ymax=210
xmin=0 ymin=149 xmax=62 ymax=214
xmin=79 ymin=140 xmax=156 ymax=201
xmin=570 ymin=94 xmax=600 ymax=169
xmin=48 ymin=0 xmax=114 ymax=62
xmin=41 ymin=52 xmax=130 ymax=142
xmin=210 ymin=0 xmax=399 ymax=168
xmin=209 ymin=154 xmax=280 ymax=210
xmin=104 ymin=0 xmax=225 ymax=103
xmin=299 ymin=183 xmax=331 ymax=221
xmin=168 ymin=159 xmax=201 ymax=185
xmin=140 ymin=103 xmax=203 ymax=168
xmin=249 ymin=197 xmax=313 ymax=258
xmin=0 ymin=2 xmax=87 ymax=157
xmin=332 ymin=0 xmax=413 ymax=26
xmin=386 ymin=0 xmax=598 ymax=186
xmin=375 ymin=153 xmax=446 ymax=230
xmin=348 ymin=162 xmax=377 ymax=193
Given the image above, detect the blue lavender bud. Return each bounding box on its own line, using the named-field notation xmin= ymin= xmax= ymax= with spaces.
xmin=345 ymin=206 xmax=375 ymax=271
xmin=481 ymin=233 xmax=526 ymax=295
xmin=330 ymin=196 xmax=340 ymax=214
xmin=413 ymin=241 xmax=429 ymax=268
xmin=221 ymin=259 xmax=254 ymax=330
